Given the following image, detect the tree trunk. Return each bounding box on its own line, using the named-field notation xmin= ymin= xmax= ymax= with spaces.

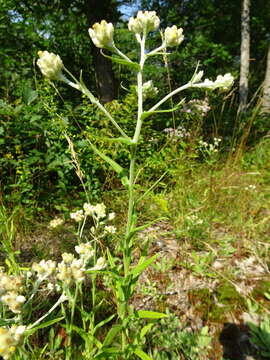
xmin=238 ymin=0 xmax=250 ymax=114
xmin=85 ymin=0 xmax=116 ymax=103
xmin=261 ymin=44 xmax=270 ymax=114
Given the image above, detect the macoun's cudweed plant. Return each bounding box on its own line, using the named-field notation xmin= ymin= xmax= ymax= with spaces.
xmin=0 ymin=11 xmax=233 ymax=360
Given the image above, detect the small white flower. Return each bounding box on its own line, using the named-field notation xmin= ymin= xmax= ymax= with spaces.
xmin=88 ymin=20 xmax=114 ymax=49
xmin=108 ymin=212 xmax=116 ymax=221
xmin=37 ymin=51 xmax=65 ymax=81
xmin=83 ymin=203 xmax=95 ymax=216
xmin=49 ymin=217 xmax=64 ymax=229
xmin=164 ymin=26 xmax=184 ymax=47
xmin=94 ymin=203 xmax=106 ymax=219
xmin=128 ymin=11 xmax=160 ymax=35
xmin=104 ymin=225 xmax=116 ymax=234
xmin=141 ymin=80 xmax=159 ymax=100
xmin=90 ymin=257 xmax=106 ymax=271
xmin=61 ymin=253 xmax=75 ymax=264
xmin=70 ymin=209 xmax=84 ymax=222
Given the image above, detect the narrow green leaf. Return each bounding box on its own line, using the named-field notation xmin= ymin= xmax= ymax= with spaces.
xmin=134 ymin=348 xmax=154 ymax=360
xmin=103 ymin=324 xmax=122 ymax=346
xmin=107 ymin=248 xmax=115 ymax=268
xmin=140 ymin=323 xmax=154 ymax=339
xmin=136 ymin=310 xmax=167 ymax=319
xmin=106 ymin=137 xmax=134 ymax=146
xmin=141 ymin=99 xmax=185 ymax=120
xmin=87 ymin=140 xmax=123 ymax=174
xmin=93 ymin=314 xmax=116 ymax=333
xmin=130 ymin=254 xmax=159 ymax=278
xmin=26 ymin=317 xmax=64 ymax=336
xmin=101 ymin=50 xmax=140 ymax=71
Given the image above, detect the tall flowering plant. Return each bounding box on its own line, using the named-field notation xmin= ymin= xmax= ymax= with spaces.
xmin=37 ymin=10 xmax=233 ymax=360
xmin=0 ymin=11 xmax=233 ymax=360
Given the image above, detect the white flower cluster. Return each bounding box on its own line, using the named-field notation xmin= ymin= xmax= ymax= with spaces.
xmin=185 ymin=214 xmax=204 ymax=227
xmin=198 ymin=73 xmax=234 ymax=91
xmin=199 ymin=137 xmax=222 ymax=154
xmin=49 ymin=217 xmax=64 ymax=229
xmin=70 ymin=203 xmax=116 ymax=232
xmin=0 ymin=269 xmax=25 ymax=314
xmin=32 ymin=243 xmax=106 ymax=287
xmin=37 ymin=51 xmax=65 ymax=81
xmin=128 ymin=11 xmax=160 ymax=35
xmin=0 ymin=325 xmax=26 ymax=360
xmin=164 ymin=25 xmax=184 ymax=47
xmin=182 ymin=98 xmax=211 ymax=117
xmin=88 ymin=20 xmax=114 ymax=49
xmin=163 ymin=126 xmax=190 ymax=140
xmin=141 ymin=80 xmax=159 ymax=100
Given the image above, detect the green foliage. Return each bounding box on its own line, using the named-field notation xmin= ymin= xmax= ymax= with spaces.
xmin=146 ymin=311 xmax=211 ymax=360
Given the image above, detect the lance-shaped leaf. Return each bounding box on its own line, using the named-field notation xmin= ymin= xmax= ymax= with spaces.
xmin=101 ymin=50 xmax=140 ymax=71
xmin=136 ymin=310 xmax=168 ymax=319
xmin=130 ymin=254 xmax=159 ymax=278
xmin=141 ymin=99 xmax=185 ymax=121
xmin=87 ymin=139 xmax=129 ymax=188
xmin=134 ymin=348 xmax=154 ymax=360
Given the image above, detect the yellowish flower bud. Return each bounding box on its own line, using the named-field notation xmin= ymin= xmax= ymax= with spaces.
xmin=37 ymin=51 xmax=65 ymax=80
xmin=88 ymin=20 xmax=114 ymax=49
xmin=128 ymin=11 xmax=160 ymax=34
xmin=164 ymin=26 xmax=184 ymax=47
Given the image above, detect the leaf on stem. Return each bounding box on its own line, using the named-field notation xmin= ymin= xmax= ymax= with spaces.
xmin=130 ymin=254 xmax=159 ymax=278
xmin=136 ymin=310 xmax=168 ymax=319
xmin=87 ymin=139 xmax=129 ymax=188
xmin=141 ymin=99 xmax=185 ymax=120
xmin=134 ymin=348 xmax=154 ymax=360
xmin=100 ymin=50 xmax=140 ymax=71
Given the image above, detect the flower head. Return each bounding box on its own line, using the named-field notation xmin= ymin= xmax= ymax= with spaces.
xmin=199 ymin=73 xmax=234 ymax=91
xmin=164 ymin=26 xmax=184 ymax=47
xmin=88 ymin=20 xmax=114 ymax=49
xmin=0 ymin=325 xmax=26 ymax=360
xmin=37 ymin=51 xmax=65 ymax=81
xmin=70 ymin=210 xmax=84 ymax=222
xmin=128 ymin=11 xmax=160 ymax=35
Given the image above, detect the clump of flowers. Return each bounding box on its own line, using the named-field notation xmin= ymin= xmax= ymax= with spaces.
xmin=128 ymin=10 xmax=160 ymax=35
xmin=37 ymin=51 xmax=65 ymax=81
xmin=198 ymin=137 xmax=222 ymax=155
xmin=70 ymin=209 xmax=84 ymax=222
xmin=164 ymin=25 xmax=184 ymax=47
xmin=88 ymin=20 xmax=114 ymax=49
xmin=163 ymin=125 xmax=190 ymax=141
xmin=182 ymin=98 xmax=211 ymax=117
xmin=48 ymin=217 xmax=64 ymax=229
xmin=0 ymin=325 xmax=26 ymax=360
xmin=0 ymin=269 xmax=25 ymax=314
xmin=31 ymin=242 xmax=106 ymax=288
xmin=141 ymin=80 xmax=159 ymax=100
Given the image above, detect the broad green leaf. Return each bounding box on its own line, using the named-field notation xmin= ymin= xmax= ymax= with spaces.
xmin=134 ymin=348 xmax=154 ymax=360
xmin=103 ymin=324 xmax=122 ymax=346
xmin=136 ymin=310 xmax=167 ymax=319
xmin=101 ymin=50 xmax=140 ymax=71
xmin=130 ymin=254 xmax=159 ymax=278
